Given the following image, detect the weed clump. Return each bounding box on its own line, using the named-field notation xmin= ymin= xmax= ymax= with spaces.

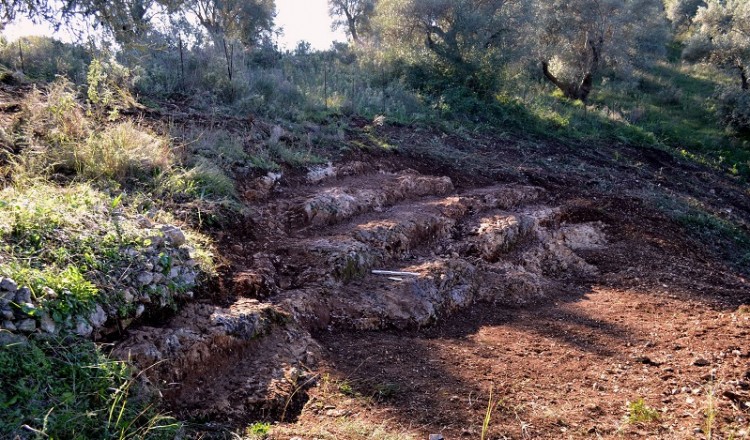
xmin=627 ymin=398 xmax=660 ymax=424
xmin=14 ymin=79 xmax=171 ymax=184
xmin=0 ymin=334 xmax=179 ymax=439
xmin=158 ymin=159 xmax=236 ymax=200
xmin=80 ymin=121 xmax=171 ymax=182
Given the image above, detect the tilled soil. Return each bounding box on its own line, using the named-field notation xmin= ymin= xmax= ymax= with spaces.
xmin=303 ymin=280 xmax=749 ymax=439
xmin=272 ymin=192 xmax=750 ymax=440
xmin=109 ymin=147 xmax=749 ymax=439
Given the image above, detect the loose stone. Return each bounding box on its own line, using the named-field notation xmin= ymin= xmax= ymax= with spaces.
xmin=17 ymin=319 xmax=36 ymax=333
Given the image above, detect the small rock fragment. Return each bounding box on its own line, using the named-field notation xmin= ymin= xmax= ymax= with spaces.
xmin=17 ymin=319 xmax=36 ymax=333
xmin=40 ymin=315 xmax=56 ymax=334
xmin=693 ymin=358 xmax=711 ymax=367
xmin=135 ymin=214 xmax=153 ymax=229
xmin=0 ymin=278 xmax=18 ymax=292
xmin=137 ymin=272 xmax=154 ymax=286
xmin=168 ymin=267 xmax=181 ymax=279
xmin=152 ymin=273 xmax=165 ymax=284
xmin=14 ymin=287 xmax=32 ymax=304
xmin=160 ymin=225 xmax=186 ymax=247
xmin=75 ymin=319 xmax=93 ymax=337
xmin=41 ymin=286 xmax=57 ymax=299
xmin=89 ymin=304 xmax=107 ymax=328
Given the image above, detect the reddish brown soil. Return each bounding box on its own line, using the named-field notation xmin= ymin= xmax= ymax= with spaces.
xmin=289 ymin=196 xmax=750 ymax=439
xmin=4 ymin=81 xmax=749 ymax=439
xmin=206 ymin=124 xmax=750 ymax=439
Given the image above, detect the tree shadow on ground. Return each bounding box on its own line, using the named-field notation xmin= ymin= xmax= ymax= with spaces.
xmin=312 ymin=198 xmax=750 ymax=438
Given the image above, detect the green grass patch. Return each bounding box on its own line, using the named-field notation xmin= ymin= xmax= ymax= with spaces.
xmin=0 ymin=335 xmax=179 ymax=439
xmin=2 ymin=265 xmax=99 ymax=324
xmin=627 ymin=398 xmax=660 ymax=424
xmin=0 ymin=182 xmax=214 ymax=326
xmin=246 ymin=422 xmax=271 ymax=439
xmin=677 ymin=210 xmax=750 ymax=268
xmin=158 ymin=159 xmax=236 ymax=200
xmin=268 ymin=142 xmax=327 ymax=168
xmin=0 ymin=184 xmax=144 ymax=274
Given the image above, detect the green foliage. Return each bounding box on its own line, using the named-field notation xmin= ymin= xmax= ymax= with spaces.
xmin=328 ymin=0 xmax=375 ymax=42
xmin=532 ymin=0 xmax=668 ymax=101
xmin=500 ymin=61 xmax=750 ymax=179
xmin=338 ymin=380 xmax=356 ymax=396
xmin=665 ymin=0 xmax=706 ymax=33
xmin=81 ymin=121 xmax=172 ymax=182
xmin=268 ymin=141 xmax=327 ymax=168
xmin=373 ymin=382 xmax=400 ymax=400
xmin=0 ymin=35 xmax=91 ymax=82
xmin=15 ymin=79 xmax=172 ymax=182
xmin=20 ymin=77 xmax=88 ymax=150
xmin=0 ymin=184 xmax=110 ymax=264
xmin=627 ymin=398 xmax=660 ymax=424
xmin=373 ymin=0 xmax=524 ymax=95
xmin=0 ymin=183 xmax=214 ymax=323
xmin=715 ymin=87 xmax=750 ymax=133
xmin=0 ymin=335 xmax=180 ymax=439
xmin=3 ymin=265 xmax=99 ymax=322
xmin=159 ymin=159 xmax=236 ymax=200
xmin=86 ymin=58 xmax=137 ymax=120
xmin=677 ymin=209 xmax=750 ymax=268
xmin=181 ymin=128 xmax=249 ymax=168
xmin=246 ymin=422 xmax=271 ymax=439
xmin=683 ymin=0 xmax=750 ymax=89
xmin=187 ymin=0 xmax=275 ymax=47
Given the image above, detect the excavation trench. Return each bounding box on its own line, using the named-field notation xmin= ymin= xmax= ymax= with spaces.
xmin=112 ymin=162 xmax=615 ymax=426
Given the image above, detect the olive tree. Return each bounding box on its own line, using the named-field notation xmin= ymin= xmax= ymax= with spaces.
xmin=328 ymin=0 xmax=375 ymax=43
xmin=531 ymin=0 xmax=669 ymax=102
xmin=186 ymin=0 xmax=275 ymax=47
xmin=85 ymin=0 xmax=161 ymax=44
xmin=683 ymin=0 xmax=750 ymax=90
xmin=0 ymin=0 xmax=55 ymax=26
xmin=665 ymin=0 xmax=705 ymax=32
xmin=372 ymin=0 xmax=525 ymax=94
xmin=0 ymin=0 xmax=174 ymax=44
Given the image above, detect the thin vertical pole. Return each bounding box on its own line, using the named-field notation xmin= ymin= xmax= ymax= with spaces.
xmin=381 ymin=65 xmax=386 ymax=114
xmin=18 ymin=41 xmax=25 ymax=73
xmin=179 ymin=35 xmax=185 ymax=88
xmin=324 ymin=62 xmax=328 ymax=111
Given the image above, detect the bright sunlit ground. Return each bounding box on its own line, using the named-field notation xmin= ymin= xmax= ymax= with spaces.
xmin=2 ymin=0 xmax=346 ymax=50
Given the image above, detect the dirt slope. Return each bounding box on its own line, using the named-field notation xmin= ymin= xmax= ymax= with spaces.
xmin=102 ymin=119 xmax=750 ymax=439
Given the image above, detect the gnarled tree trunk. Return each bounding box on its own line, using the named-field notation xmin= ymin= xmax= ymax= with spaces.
xmin=541 ymin=37 xmax=602 ymax=102
xmin=541 ymin=61 xmax=593 ymax=102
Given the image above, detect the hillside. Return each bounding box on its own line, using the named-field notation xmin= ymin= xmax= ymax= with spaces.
xmin=2 ymin=1 xmax=750 ymax=434
xmin=1 ymin=66 xmax=749 ymax=438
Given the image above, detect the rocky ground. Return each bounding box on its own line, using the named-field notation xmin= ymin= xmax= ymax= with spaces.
xmin=113 ymin=145 xmax=749 ymax=439
xmin=4 ymin=78 xmax=749 ymax=439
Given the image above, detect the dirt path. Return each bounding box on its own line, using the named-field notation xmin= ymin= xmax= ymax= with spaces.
xmin=110 ymin=156 xmax=750 ymax=439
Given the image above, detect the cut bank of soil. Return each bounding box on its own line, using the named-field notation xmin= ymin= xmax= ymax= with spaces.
xmin=300 ymin=221 xmax=750 ymax=439
xmin=111 ymin=127 xmax=750 ymax=439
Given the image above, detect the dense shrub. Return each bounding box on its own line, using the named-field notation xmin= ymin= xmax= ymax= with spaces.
xmin=13 ymin=78 xmax=172 ymax=183
xmin=0 ymin=36 xmax=90 ymax=82
xmin=715 ymin=87 xmax=750 ymax=133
